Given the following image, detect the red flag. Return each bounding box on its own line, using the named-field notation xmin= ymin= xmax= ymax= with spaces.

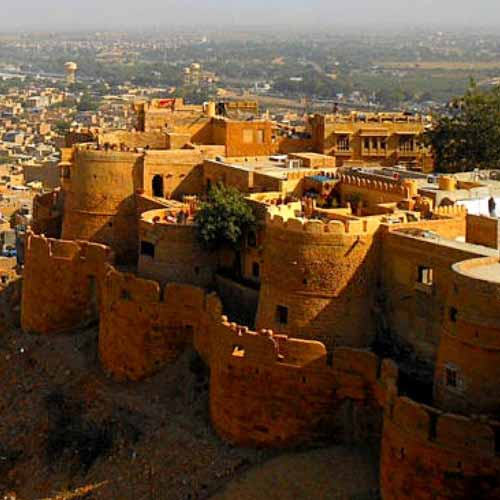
xmin=158 ymin=98 xmax=176 ymax=109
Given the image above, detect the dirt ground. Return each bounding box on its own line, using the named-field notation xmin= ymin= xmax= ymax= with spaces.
xmin=0 ymin=282 xmax=380 ymax=500
xmin=213 ymin=447 xmax=379 ymax=500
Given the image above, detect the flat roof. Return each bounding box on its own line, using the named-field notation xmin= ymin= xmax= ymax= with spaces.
xmin=466 ymin=263 xmax=500 ymax=284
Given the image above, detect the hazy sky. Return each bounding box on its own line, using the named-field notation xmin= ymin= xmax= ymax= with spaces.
xmin=4 ymin=0 xmax=500 ymax=30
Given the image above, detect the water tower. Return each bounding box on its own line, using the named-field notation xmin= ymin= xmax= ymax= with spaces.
xmin=64 ymin=62 xmax=78 ymax=85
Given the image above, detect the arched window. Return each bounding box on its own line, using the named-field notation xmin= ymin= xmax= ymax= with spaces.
xmin=152 ymin=175 xmax=164 ymax=197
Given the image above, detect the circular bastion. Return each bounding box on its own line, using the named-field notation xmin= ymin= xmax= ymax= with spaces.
xmin=61 ymin=146 xmax=144 ymax=263
xmin=138 ymin=208 xmax=218 ymax=288
xmin=256 ymin=205 xmax=380 ymax=350
xmin=434 ymin=256 xmax=500 ymax=414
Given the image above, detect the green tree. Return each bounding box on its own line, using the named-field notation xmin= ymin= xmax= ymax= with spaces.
xmin=195 ymin=184 xmax=255 ymax=251
xmin=77 ymin=92 xmax=98 ymax=112
xmin=423 ymin=83 xmax=500 ymax=172
xmin=54 ymin=120 xmax=71 ymax=135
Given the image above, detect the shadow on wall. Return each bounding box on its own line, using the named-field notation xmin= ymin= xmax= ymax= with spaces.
xmin=302 ymin=238 xmax=381 ymax=349
xmin=63 ymin=195 xmax=139 ymax=266
xmin=257 ymin=230 xmax=381 ymax=350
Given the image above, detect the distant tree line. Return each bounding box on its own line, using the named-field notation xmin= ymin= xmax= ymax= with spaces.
xmin=424 ymin=83 xmax=500 ymax=172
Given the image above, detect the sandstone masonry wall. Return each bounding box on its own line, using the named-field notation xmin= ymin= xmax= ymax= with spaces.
xmin=208 ymin=318 xmax=398 ymax=447
xmin=61 ymin=148 xmax=143 ymax=263
xmin=256 ymin=209 xmax=380 ymax=350
xmin=138 ymin=209 xmax=218 ymax=288
xmin=379 ymin=230 xmax=491 ymax=369
xmin=21 ymin=234 xmax=114 ymax=335
xmin=381 ymin=396 xmax=500 ymax=500
xmin=99 ymin=266 xmax=222 ymax=381
xmin=434 ymin=256 xmax=500 ymax=414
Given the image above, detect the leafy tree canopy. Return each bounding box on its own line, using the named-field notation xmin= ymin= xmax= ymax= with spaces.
xmin=195 ymin=183 xmax=255 ymax=251
xmin=77 ymin=92 xmax=99 ymax=112
xmin=423 ymin=83 xmax=500 ymax=172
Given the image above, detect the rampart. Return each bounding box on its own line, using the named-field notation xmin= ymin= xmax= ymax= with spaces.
xmin=208 ymin=318 xmax=398 ymax=447
xmin=434 ymin=256 xmax=500 ymax=414
xmin=98 ymin=130 xmax=168 ymax=149
xmin=21 ymin=234 xmax=114 ymax=335
xmin=381 ymin=396 xmax=500 ymax=500
xmin=338 ymin=174 xmax=416 ymax=208
xmin=138 ymin=209 xmax=217 ymax=288
xmin=61 ymin=147 xmax=143 ymax=263
xmin=256 ymin=209 xmax=380 ymax=349
xmin=32 ymin=189 xmax=64 ymax=238
xmin=99 ymin=266 xmax=222 ymax=381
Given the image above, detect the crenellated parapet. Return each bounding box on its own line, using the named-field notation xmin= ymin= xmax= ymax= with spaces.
xmin=208 ymin=316 xmax=399 ymax=447
xmin=258 ymin=203 xmax=381 ymax=349
xmin=266 ymin=211 xmax=380 ymax=236
xmin=432 ymin=204 xmax=468 ymax=218
xmin=99 ymin=265 xmax=222 ymax=381
xmin=381 ymin=395 xmax=500 ymax=500
xmin=340 ymin=174 xmax=411 ymax=196
xmin=21 ymin=234 xmax=114 ymax=335
xmin=32 ymin=188 xmax=65 ymax=238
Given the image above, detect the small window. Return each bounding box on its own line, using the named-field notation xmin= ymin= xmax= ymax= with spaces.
xmin=152 ymin=174 xmax=164 ymax=197
xmin=256 ymin=129 xmax=265 ymax=144
xmin=247 ymin=231 xmax=257 ymax=248
xmin=140 ymin=240 xmax=155 ymax=258
xmin=232 ymin=345 xmax=245 ymax=357
xmin=364 ymin=138 xmax=370 ymax=150
xmin=337 ymin=135 xmax=350 ymax=152
xmin=449 ymin=307 xmax=458 ymax=323
xmin=243 ymin=129 xmax=253 ymax=144
xmin=252 ymin=262 xmax=260 ymax=278
xmin=60 ymin=165 xmax=71 ymax=179
xmin=418 ymin=266 xmax=434 ymax=286
xmin=276 ymin=305 xmax=288 ymax=325
xmin=445 ymin=366 xmax=457 ymax=388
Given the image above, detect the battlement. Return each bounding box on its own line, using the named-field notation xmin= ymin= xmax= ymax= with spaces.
xmin=104 ymin=265 xmax=221 ymax=317
xmin=74 ymin=144 xmax=144 ymax=160
xmin=212 ymin=315 xmax=398 ymax=389
xmin=22 ymin=234 xmax=115 ymax=335
xmin=339 ymin=174 xmax=413 ymax=197
xmin=25 ymin=234 xmax=113 ymax=267
xmin=100 ymin=265 xmax=222 ymax=380
xmin=265 ymin=211 xmax=377 ymax=236
xmin=432 ymin=204 xmax=468 ymax=218
xmin=387 ymin=396 xmax=498 ymax=455
xmin=321 ymin=112 xmax=428 ymax=125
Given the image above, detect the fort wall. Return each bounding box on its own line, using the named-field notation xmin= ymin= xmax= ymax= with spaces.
xmin=32 ymin=189 xmax=64 ymax=238
xmin=434 ymin=256 xmax=500 ymax=414
xmin=138 ymin=209 xmax=217 ymax=288
xmin=379 ymin=230 xmax=491 ymax=371
xmin=256 ymin=209 xmax=380 ymax=350
xmin=99 ymin=266 xmax=222 ymax=381
xmin=381 ymin=396 xmax=500 ymax=500
xmin=99 ymin=130 xmax=168 ymax=149
xmin=466 ymin=214 xmax=500 ymax=249
xmin=61 ymin=148 xmax=143 ymax=263
xmin=21 ymin=234 xmax=114 ymax=335
xmin=338 ymin=174 xmax=414 ymax=208
xmin=208 ymin=318 xmax=398 ymax=447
